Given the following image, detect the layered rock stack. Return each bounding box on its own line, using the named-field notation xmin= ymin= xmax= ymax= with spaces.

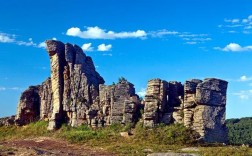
xmin=15 ymin=40 xmax=228 ymax=143
xmin=99 ymin=79 xmax=139 ymax=125
xmin=143 ymin=78 xmax=228 ymax=143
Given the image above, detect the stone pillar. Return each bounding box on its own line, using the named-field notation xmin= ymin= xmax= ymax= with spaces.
xmin=46 ymin=40 xmax=66 ymax=130
xmin=143 ymin=79 xmax=168 ymax=127
xmin=194 ymin=78 xmax=228 ymax=143
xmin=183 ymin=79 xmax=202 ymax=127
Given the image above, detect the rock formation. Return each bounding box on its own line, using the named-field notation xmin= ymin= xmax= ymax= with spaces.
xmin=143 ymin=78 xmax=228 ymax=143
xmin=15 ymin=40 xmax=228 ymax=143
xmin=16 ymin=40 xmax=140 ymax=130
xmin=46 ymin=40 xmax=105 ymax=130
xmin=15 ymin=86 xmax=41 ymax=125
xmin=0 ymin=116 xmax=15 ymax=126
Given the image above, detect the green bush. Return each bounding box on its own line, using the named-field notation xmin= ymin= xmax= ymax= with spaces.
xmin=134 ymin=122 xmax=200 ymax=145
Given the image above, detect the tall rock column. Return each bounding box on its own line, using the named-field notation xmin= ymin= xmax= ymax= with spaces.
xmin=193 ymin=78 xmax=228 ymax=143
xmin=46 ymin=40 xmax=66 ymax=130
xmin=183 ymin=79 xmax=202 ymax=127
xmin=143 ymin=79 xmax=168 ymax=127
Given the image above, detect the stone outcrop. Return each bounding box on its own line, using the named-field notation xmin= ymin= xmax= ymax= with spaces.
xmin=16 ymin=40 xmax=140 ymax=130
xmin=99 ymin=80 xmax=139 ymax=126
xmin=15 ymin=86 xmax=41 ymax=125
xmin=143 ymin=78 xmax=228 ymax=143
xmin=0 ymin=116 xmax=15 ymax=126
xmin=15 ymin=40 xmax=228 ymax=143
xmin=15 ymin=78 xmax=53 ymax=125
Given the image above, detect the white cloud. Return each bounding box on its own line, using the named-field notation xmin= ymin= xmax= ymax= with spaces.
xmin=150 ymin=30 xmax=211 ymax=44
xmin=220 ymin=15 xmax=252 ymax=34
xmin=149 ymin=29 xmax=179 ymax=37
xmin=185 ymin=41 xmax=197 ymax=45
xmin=66 ymin=26 xmax=147 ymax=39
xmin=16 ymin=38 xmax=36 ymax=47
xmin=38 ymin=42 xmax=46 ymax=48
xmin=0 ymin=87 xmax=6 ymax=91
xmin=239 ymin=75 xmax=252 ymax=82
xmin=0 ymin=32 xmax=59 ymax=49
xmin=137 ymin=88 xmax=146 ymax=97
xmin=37 ymin=38 xmax=57 ymax=49
xmin=233 ymin=90 xmax=252 ymax=100
xmin=244 ymin=26 xmax=252 ymax=30
xmin=0 ymin=33 xmax=15 ymax=43
xmin=248 ymin=15 xmax=252 ymax=20
xmin=9 ymin=87 xmax=22 ymax=91
xmin=81 ymin=43 xmax=94 ymax=51
xmin=98 ymin=44 xmax=112 ymax=51
xmin=0 ymin=87 xmax=22 ymax=91
xmin=214 ymin=43 xmax=252 ymax=52
xmin=102 ymin=53 xmax=112 ymax=56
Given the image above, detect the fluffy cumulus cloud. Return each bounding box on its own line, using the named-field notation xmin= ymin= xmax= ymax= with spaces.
xmin=81 ymin=43 xmax=94 ymax=51
xmin=97 ymin=44 xmax=112 ymax=51
xmin=239 ymin=75 xmax=252 ymax=82
xmin=66 ymin=26 xmax=147 ymax=39
xmin=214 ymin=43 xmax=252 ymax=52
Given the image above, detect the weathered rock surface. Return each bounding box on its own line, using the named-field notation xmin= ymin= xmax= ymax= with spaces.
xmin=15 ymin=40 xmax=228 ymax=143
xmin=15 ymin=78 xmax=52 ymax=126
xmin=99 ymin=80 xmax=140 ymax=126
xmin=143 ymin=78 xmax=228 ymax=143
xmin=0 ymin=115 xmax=15 ymax=126
xmin=15 ymin=86 xmax=41 ymax=125
xmin=16 ymin=40 xmax=140 ymax=130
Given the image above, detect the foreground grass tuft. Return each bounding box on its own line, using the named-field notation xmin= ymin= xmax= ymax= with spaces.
xmin=0 ymin=121 xmax=50 ymax=140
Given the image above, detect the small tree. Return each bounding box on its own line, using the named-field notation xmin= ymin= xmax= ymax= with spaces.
xmin=118 ymin=76 xmax=127 ymax=83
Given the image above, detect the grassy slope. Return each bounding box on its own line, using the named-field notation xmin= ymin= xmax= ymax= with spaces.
xmin=0 ymin=121 xmax=251 ymax=156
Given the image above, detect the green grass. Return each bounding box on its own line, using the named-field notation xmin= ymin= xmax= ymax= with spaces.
xmin=0 ymin=121 xmax=252 ymax=156
xmin=0 ymin=121 xmax=50 ymax=140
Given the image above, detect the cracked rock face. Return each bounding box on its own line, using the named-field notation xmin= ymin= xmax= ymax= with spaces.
xmin=15 ymin=86 xmax=41 ymax=125
xmin=143 ymin=78 xmax=228 ymax=143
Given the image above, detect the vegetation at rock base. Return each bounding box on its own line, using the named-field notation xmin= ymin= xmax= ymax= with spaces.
xmin=226 ymin=117 xmax=252 ymax=145
xmin=0 ymin=121 xmax=252 ymax=155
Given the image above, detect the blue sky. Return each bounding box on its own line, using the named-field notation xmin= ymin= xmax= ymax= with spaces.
xmin=0 ymin=0 xmax=252 ymax=119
